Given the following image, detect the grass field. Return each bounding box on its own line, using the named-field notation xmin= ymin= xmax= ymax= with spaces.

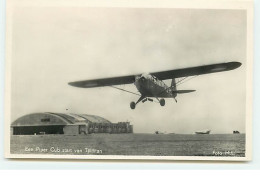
xmin=10 ymin=133 xmax=245 ymax=157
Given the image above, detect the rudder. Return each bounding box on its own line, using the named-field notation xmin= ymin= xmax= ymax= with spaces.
xmin=171 ymin=78 xmax=177 ymax=91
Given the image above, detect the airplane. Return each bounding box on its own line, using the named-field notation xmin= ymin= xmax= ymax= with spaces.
xmin=68 ymin=61 xmax=241 ymax=109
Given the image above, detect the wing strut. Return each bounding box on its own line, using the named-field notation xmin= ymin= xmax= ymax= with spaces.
xmin=110 ymin=86 xmax=141 ymax=96
xmin=176 ymin=77 xmax=188 ymax=86
xmin=176 ymin=75 xmax=199 ymax=86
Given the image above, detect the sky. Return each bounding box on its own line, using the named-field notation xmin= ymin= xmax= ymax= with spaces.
xmin=10 ymin=7 xmax=247 ymax=134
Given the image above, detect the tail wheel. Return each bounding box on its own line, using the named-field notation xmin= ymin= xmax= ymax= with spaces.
xmin=159 ymin=99 xmax=165 ymax=106
xmin=130 ymin=102 xmax=136 ymax=109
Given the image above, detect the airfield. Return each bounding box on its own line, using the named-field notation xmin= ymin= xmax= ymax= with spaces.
xmin=10 ymin=133 xmax=245 ymax=157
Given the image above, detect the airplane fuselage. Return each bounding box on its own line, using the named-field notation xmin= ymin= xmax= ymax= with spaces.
xmin=134 ymin=73 xmax=177 ymax=98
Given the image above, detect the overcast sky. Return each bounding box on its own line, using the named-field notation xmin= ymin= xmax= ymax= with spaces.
xmin=10 ymin=7 xmax=247 ymax=134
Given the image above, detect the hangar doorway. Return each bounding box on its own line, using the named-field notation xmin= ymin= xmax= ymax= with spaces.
xmin=13 ymin=125 xmax=65 ymax=135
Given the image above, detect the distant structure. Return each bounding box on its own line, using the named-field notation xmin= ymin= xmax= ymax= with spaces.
xmin=233 ymin=130 xmax=240 ymax=134
xmin=195 ymin=130 xmax=211 ymax=134
xmin=155 ymin=131 xmax=165 ymax=134
xmin=11 ymin=113 xmax=133 ymax=135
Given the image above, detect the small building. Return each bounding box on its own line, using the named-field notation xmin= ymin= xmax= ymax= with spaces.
xmin=11 ymin=113 xmax=133 ymax=135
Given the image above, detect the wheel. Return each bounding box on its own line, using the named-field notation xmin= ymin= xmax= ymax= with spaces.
xmin=159 ymin=99 xmax=165 ymax=106
xmin=130 ymin=102 xmax=136 ymax=109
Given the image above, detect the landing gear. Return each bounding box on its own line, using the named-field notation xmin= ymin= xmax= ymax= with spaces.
xmin=159 ymin=98 xmax=165 ymax=106
xmin=130 ymin=102 xmax=136 ymax=109
xmin=130 ymin=96 xmax=166 ymax=109
xmin=130 ymin=95 xmax=146 ymax=110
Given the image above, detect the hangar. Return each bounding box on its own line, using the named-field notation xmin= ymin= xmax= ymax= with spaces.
xmin=11 ymin=113 xmax=133 ymax=135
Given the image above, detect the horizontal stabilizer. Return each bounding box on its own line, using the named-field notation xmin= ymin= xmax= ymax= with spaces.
xmin=173 ymin=90 xmax=196 ymax=94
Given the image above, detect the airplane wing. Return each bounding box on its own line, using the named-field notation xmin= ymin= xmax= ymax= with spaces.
xmin=68 ymin=74 xmax=136 ymax=88
xmin=151 ymin=61 xmax=241 ymax=80
xmin=68 ymin=61 xmax=241 ymax=88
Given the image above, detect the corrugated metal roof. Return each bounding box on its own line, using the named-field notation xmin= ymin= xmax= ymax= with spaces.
xmin=49 ymin=113 xmax=83 ymax=123
xmin=75 ymin=114 xmax=111 ymax=123
xmin=11 ymin=112 xmax=111 ymax=127
xmin=11 ymin=113 xmax=70 ymax=127
xmin=50 ymin=113 xmax=110 ymax=124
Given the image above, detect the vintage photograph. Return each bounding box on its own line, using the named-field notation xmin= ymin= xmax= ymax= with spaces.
xmin=5 ymin=0 xmax=253 ymax=160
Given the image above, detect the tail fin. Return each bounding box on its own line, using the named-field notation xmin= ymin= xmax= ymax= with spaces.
xmin=171 ymin=78 xmax=177 ymax=91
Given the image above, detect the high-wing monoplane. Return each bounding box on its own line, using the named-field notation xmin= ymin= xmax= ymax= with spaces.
xmin=68 ymin=62 xmax=241 ymax=109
